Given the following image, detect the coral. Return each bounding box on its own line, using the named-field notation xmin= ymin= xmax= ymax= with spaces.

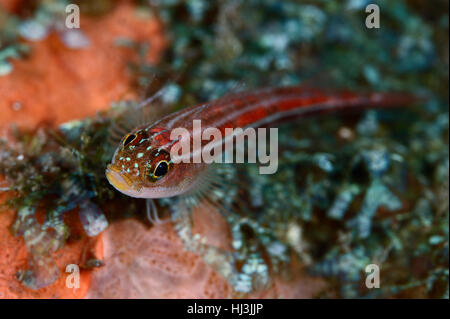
xmin=0 ymin=204 xmax=102 ymax=298
xmin=86 ymin=218 xmax=232 ymax=298
xmin=86 ymin=210 xmax=324 ymax=299
xmin=0 ymin=0 xmax=166 ymax=130
xmin=0 ymin=0 xmax=165 ymax=296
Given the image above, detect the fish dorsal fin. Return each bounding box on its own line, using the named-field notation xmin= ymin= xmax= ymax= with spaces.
xmin=108 ymin=87 xmax=172 ymax=146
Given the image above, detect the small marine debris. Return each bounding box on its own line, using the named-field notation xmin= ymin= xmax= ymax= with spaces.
xmin=79 ymin=200 xmax=108 ymax=237
xmin=19 ymin=20 xmax=49 ymax=41
xmin=12 ymin=206 xmax=60 ymax=290
xmin=60 ymin=29 xmax=90 ymax=49
xmin=17 ymin=1 xmax=91 ymax=48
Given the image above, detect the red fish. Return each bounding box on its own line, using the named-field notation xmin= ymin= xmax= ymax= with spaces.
xmin=106 ymin=86 xmax=414 ymax=201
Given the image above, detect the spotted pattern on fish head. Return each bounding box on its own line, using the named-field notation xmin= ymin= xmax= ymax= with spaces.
xmin=107 ymin=126 xmax=170 ymax=187
xmin=106 ymin=125 xmax=205 ymax=199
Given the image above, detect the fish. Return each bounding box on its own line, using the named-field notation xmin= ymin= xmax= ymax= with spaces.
xmin=105 ymin=85 xmax=416 ymax=220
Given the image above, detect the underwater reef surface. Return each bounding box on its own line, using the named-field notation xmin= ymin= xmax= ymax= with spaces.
xmin=0 ymin=0 xmax=448 ymax=298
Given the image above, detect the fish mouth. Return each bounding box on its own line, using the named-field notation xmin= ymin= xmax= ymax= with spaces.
xmin=106 ymin=164 xmax=136 ymax=193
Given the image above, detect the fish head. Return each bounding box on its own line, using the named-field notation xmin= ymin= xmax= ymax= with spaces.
xmin=106 ymin=126 xmax=205 ymax=198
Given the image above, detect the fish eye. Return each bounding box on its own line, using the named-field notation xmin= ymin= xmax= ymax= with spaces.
xmin=153 ymin=160 xmax=169 ymax=179
xmin=146 ymin=150 xmax=172 ymax=182
xmin=123 ymin=134 xmax=136 ymax=147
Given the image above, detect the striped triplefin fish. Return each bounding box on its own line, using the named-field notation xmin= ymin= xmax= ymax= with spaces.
xmin=105 ymin=85 xmax=416 ymax=221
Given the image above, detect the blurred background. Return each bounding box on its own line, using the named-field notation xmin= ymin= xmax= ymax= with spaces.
xmin=0 ymin=0 xmax=448 ymax=298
